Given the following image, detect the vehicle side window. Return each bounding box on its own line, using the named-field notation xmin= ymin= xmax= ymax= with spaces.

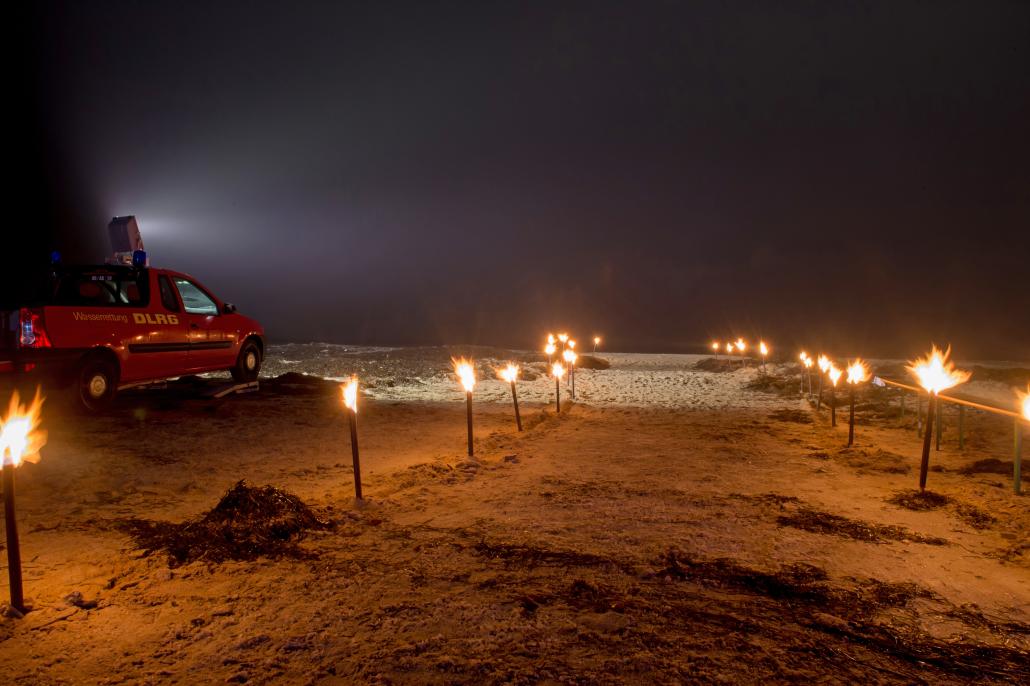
xmin=158 ymin=275 xmax=180 ymax=312
xmin=173 ymin=278 xmax=219 ymax=315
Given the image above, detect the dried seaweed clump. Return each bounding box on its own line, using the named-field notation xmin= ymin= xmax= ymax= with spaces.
xmin=119 ymin=480 xmax=329 ymax=566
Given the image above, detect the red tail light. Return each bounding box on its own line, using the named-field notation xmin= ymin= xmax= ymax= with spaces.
xmin=19 ymin=308 xmax=52 ymax=348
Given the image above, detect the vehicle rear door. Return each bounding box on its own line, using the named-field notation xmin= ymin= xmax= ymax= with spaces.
xmin=171 ymin=276 xmax=234 ymax=372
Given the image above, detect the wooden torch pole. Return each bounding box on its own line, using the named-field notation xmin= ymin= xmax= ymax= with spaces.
xmin=848 ymin=385 xmax=856 ymax=446
xmin=919 ymin=394 xmax=936 ymax=491
xmin=347 ymin=409 xmax=362 ymax=500
xmin=466 ymin=391 xmax=474 ymax=457
xmin=510 ymin=380 xmax=522 ymax=432
xmin=555 ymin=377 xmax=561 ymax=414
xmin=3 ymin=459 xmax=25 ymax=612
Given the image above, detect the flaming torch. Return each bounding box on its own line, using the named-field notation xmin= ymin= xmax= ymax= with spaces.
xmin=845 ymin=360 xmax=869 ymax=447
xmin=735 ymin=338 xmax=747 ymax=366
xmin=551 ymin=362 xmax=566 ymax=413
xmin=544 ymin=340 xmax=557 ymax=366
xmin=712 ymin=341 xmax=720 ymax=359
xmin=758 ymin=341 xmax=770 ymax=374
xmin=816 ymin=355 xmax=831 ymax=410
xmin=907 ymin=345 xmax=971 ymax=491
xmin=454 ymin=358 xmax=477 ymax=457
xmin=594 ymin=336 xmax=602 ymax=353
xmin=558 ymin=333 xmax=569 ymax=349
xmin=499 ymin=363 xmax=522 ymax=432
xmin=1 ymin=389 xmax=46 ymax=614
xmin=563 ymin=348 xmax=578 ymax=398
xmin=340 ymin=377 xmax=362 ymax=500
xmin=827 ymin=364 xmax=843 ymax=427
xmin=725 ymin=342 xmax=734 ymax=357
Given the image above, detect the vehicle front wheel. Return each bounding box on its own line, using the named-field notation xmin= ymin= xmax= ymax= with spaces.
xmin=78 ymin=356 xmax=118 ymax=412
xmin=231 ymin=340 xmax=262 ymax=382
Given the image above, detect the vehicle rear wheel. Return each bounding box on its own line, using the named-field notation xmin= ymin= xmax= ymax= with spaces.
xmin=231 ymin=339 xmax=261 ymax=382
xmin=78 ymin=356 xmax=118 ymax=412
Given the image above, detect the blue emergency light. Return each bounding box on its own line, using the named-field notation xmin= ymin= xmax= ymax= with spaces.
xmin=132 ymin=250 xmax=148 ymax=267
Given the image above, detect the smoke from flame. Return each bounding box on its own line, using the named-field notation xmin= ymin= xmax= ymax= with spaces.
xmin=0 ymin=388 xmax=46 ymax=467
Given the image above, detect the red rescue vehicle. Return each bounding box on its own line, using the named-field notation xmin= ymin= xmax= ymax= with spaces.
xmin=1 ymin=239 xmax=264 ymax=411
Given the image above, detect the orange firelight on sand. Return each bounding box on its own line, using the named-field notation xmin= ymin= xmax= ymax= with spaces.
xmin=1 ymin=388 xmax=46 ymax=614
xmin=906 ymin=345 xmax=970 ymax=395
xmin=453 ymin=358 xmax=477 ymax=456
xmin=339 ymin=377 xmax=363 ymax=500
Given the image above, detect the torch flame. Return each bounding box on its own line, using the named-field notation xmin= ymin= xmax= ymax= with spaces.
xmin=594 ymin=336 xmax=602 ymax=345
xmin=499 ymin=363 xmax=519 ymax=384
xmin=562 ymin=349 xmax=578 ymax=365
xmin=712 ymin=341 xmax=720 ymax=351
xmin=799 ymin=351 xmax=809 ymax=362
xmin=759 ymin=341 xmax=769 ymax=357
xmin=568 ymin=339 xmax=576 ymax=349
xmin=0 ymin=389 xmax=46 ymax=467
xmin=906 ymin=345 xmax=971 ymax=395
xmin=558 ymin=333 xmax=569 ymax=344
xmin=735 ymin=338 xmax=746 ymax=352
xmin=828 ymin=365 xmax=843 ymax=387
xmin=725 ymin=342 xmax=734 ymax=353
xmin=544 ymin=342 xmax=557 ymax=356
xmin=817 ymin=355 xmax=831 ymax=373
xmin=341 ymin=377 xmax=358 ymax=413
xmin=551 ymin=362 xmax=566 ymax=379
xmin=803 ymin=357 xmax=814 ymax=369
xmin=1020 ymin=386 xmax=1030 ymax=421
xmin=846 ymin=359 xmax=869 ymax=385
xmin=547 ymin=333 xmax=556 ymax=345
xmin=453 ymin=357 xmax=477 ymax=392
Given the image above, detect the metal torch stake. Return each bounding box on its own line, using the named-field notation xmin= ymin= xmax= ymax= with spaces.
xmin=571 ymin=366 xmax=576 ymax=399
xmin=510 ymin=381 xmax=522 ymax=432
xmin=817 ymin=374 xmax=823 ymax=411
xmin=3 ymin=461 xmax=25 ymax=613
xmin=848 ymin=385 xmax=856 ymax=447
xmin=554 ymin=377 xmax=561 ymax=414
xmin=347 ymin=409 xmax=363 ymax=500
xmin=466 ymin=391 xmax=474 ymax=457
xmin=919 ymin=394 xmax=936 ymax=491
xmin=1015 ymin=419 xmax=1023 ymax=495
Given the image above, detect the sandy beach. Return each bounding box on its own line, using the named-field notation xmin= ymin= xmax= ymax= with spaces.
xmin=1 ymin=358 xmax=1028 ymax=684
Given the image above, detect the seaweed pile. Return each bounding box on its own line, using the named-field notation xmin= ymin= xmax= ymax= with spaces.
xmin=119 ymin=480 xmax=330 ymax=566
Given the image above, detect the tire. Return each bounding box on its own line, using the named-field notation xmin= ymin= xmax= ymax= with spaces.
xmin=231 ymin=339 xmax=262 ymax=382
xmin=77 ymin=356 xmax=118 ymax=412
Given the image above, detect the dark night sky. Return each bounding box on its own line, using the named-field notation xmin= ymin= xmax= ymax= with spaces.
xmin=10 ymin=1 xmax=1030 ymax=359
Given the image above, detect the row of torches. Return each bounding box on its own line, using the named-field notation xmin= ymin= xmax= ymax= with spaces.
xmin=3 ymin=337 xmax=1027 ymax=614
xmin=337 ymin=332 xmax=596 ymax=503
